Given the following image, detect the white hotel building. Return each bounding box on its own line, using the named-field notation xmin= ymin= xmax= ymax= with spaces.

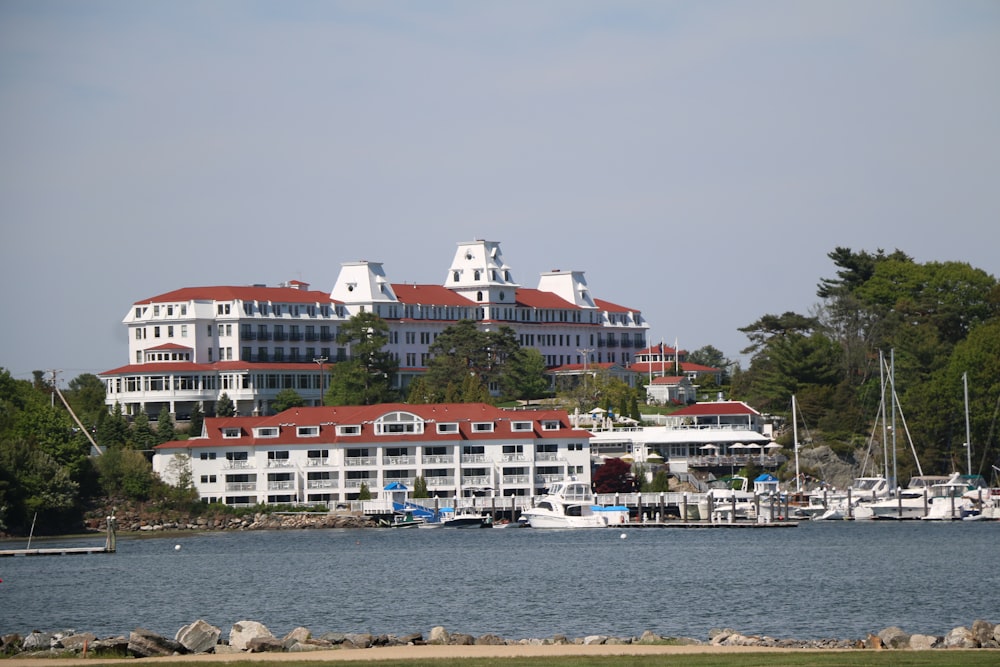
xmin=101 ymin=240 xmax=649 ymax=418
xmin=153 ymin=403 xmax=593 ymax=503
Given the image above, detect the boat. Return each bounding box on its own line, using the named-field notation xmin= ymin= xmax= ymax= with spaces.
xmin=440 ymin=507 xmax=493 ymax=528
xmin=387 ymin=509 xmax=425 ymax=528
xmin=519 ymin=479 xmax=607 ymax=528
xmin=922 ymin=474 xmax=987 ymax=520
xmin=697 ymin=475 xmax=758 ymax=523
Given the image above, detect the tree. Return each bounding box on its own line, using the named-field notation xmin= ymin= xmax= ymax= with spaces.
xmin=215 ymin=392 xmax=236 ymax=417
xmin=129 ymin=412 xmax=158 ymax=450
xmin=412 ymin=476 xmax=428 ymax=498
xmin=358 ymin=482 xmax=371 ymax=500
xmin=325 ymin=312 xmax=398 ymax=405
xmin=593 ymin=457 xmax=636 ymax=493
xmin=500 ymin=347 xmax=550 ymax=401
xmin=648 ymin=469 xmax=671 ymax=492
xmin=272 ymin=388 xmax=305 ymax=413
xmin=94 ymin=445 xmax=154 ymax=499
xmin=421 ymin=320 xmax=524 ymax=403
xmin=65 ymin=373 xmax=107 ymax=430
xmin=97 ymin=402 xmax=129 ymax=450
xmin=156 ymin=406 xmax=175 ymax=443
xmin=188 ymin=402 xmax=205 ymax=438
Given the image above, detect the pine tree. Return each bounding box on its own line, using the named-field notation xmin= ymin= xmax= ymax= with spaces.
xmin=215 ymin=392 xmax=236 ymax=417
xmin=189 ymin=402 xmax=204 ymax=438
xmin=156 ymin=406 xmax=175 ymax=443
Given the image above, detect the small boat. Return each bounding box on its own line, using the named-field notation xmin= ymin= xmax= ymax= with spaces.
xmin=520 ymin=479 xmax=606 ymax=528
xmin=441 ymin=507 xmax=493 ymax=529
xmin=388 ymin=509 xmax=425 ymax=528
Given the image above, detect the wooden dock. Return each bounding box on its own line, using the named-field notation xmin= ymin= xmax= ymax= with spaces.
xmin=0 ymin=515 xmax=117 ymax=557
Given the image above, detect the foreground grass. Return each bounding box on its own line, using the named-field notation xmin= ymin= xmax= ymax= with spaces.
xmin=60 ymin=653 xmax=997 ymax=667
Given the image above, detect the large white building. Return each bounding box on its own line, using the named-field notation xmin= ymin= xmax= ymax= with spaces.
xmin=153 ymin=403 xmax=593 ymax=504
xmin=101 ymin=240 xmax=649 ymax=418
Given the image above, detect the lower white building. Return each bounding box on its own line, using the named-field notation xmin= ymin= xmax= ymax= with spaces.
xmin=153 ymin=403 xmax=593 ymax=506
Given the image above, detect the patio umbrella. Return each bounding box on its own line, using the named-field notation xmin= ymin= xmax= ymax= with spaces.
xmin=699 ymin=444 xmax=718 ymax=451
xmin=764 ymin=442 xmax=782 ymax=450
xmin=619 ymin=453 xmax=634 ymax=462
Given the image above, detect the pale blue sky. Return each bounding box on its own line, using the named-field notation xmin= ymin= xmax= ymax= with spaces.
xmin=2 ymin=1 xmax=998 ymax=384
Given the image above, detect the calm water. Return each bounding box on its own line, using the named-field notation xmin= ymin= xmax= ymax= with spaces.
xmin=1 ymin=521 xmax=998 ymax=642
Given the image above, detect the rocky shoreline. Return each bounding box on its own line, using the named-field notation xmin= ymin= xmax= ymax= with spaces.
xmin=3 ymin=619 xmax=998 ymax=659
xmin=82 ymin=509 xmax=376 ymax=533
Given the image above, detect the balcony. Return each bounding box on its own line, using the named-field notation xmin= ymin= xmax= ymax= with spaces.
xmin=461 ymin=475 xmax=490 ymax=486
xmin=306 ymin=479 xmax=338 ymax=489
xmin=241 ymin=331 xmax=257 ymax=340
xmin=461 ymin=454 xmax=489 ymax=464
xmin=383 ymin=456 xmax=416 ymax=466
xmin=345 ymin=457 xmax=377 ymax=467
xmin=536 ymin=473 xmax=565 ymax=484
xmin=344 ymin=479 xmax=374 ymax=489
xmin=267 ymin=481 xmax=295 ymax=491
xmin=224 ymin=460 xmax=253 ymax=469
xmin=273 ymin=332 xmax=288 ymax=341
xmin=225 ymin=482 xmax=257 ymax=491
xmin=289 ymin=332 xmax=304 ymax=341
xmin=422 ymin=455 xmax=454 ymax=465
xmin=501 ymin=454 xmax=528 ymax=462
xmin=502 ymin=475 xmax=529 ymax=485
xmin=304 ymin=332 xmax=318 ymax=342
xmin=427 ymin=477 xmax=455 ymax=487
xmin=306 ymin=458 xmax=330 ymax=467
xmin=256 ymin=331 xmax=272 ymax=341
xmin=535 ymin=453 xmax=559 ymax=462
xmin=266 ymin=460 xmax=293 ymax=468
xmin=319 ymin=333 xmax=335 ymax=342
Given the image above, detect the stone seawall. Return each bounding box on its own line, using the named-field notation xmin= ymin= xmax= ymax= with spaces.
xmin=83 ymin=510 xmax=375 ymax=533
xmin=3 ymin=619 xmax=998 ymax=659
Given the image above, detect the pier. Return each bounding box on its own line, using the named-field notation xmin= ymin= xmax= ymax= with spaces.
xmin=0 ymin=515 xmax=117 ymax=557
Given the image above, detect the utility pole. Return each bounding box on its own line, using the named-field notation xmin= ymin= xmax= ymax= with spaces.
xmin=49 ymin=369 xmax=61 ymax=408
xmin=576 ymin=348 xmax=593 ymax=392
xmin=314 ymin=356 xmax=328 ymax=406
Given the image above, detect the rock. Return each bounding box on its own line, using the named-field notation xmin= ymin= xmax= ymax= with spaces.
xmin=943 ymin=626 xmax=977 ymax=649
xmin=638 ymin=630 xmax=663 ymax=644
xmin=475 ymin=633 xmax=506 ymax=645
xmin=1 ymin=633 xmax=23 ymax=652
xmin=583 ymin=635 xmax=608 ymax=645
xmin=176 ymin=619 xmax=221 ymax=654
xmin=878 ymin=626 xmax=910 ymax=649
xmin=228 ymin=621 xmax=273 ymax=651
xmin=971 ymin=620 xmax=994 ymax=647
xmin=281 ymin=627 xmax=311 ymax=649
xmin=428 ymin=626 xmax=450 ymax=644
xmin=548 ymin=634 xmax=570 ymax=645
xmin=450 ymin=633 xmax=475 ymax=645
xmin=56 ymin=633 xmax=96 ymax=652
xmin=21 ymin=631 xmax=54 ymax=651
xmin=128 ymin=628 xmax=185 ymax=657
xmin=343 ymin=632 xmax=373 ymax=649
xmin=319 ymin=631 xmax=347 ymax=644
xmin=398 ymin=632 xmax=423 ymax=645
xmin=909 ymin=634 xmax=939 ymax=650
xmin=862 ymin=633 xmax=884 ymax=650
xmin=247 ymin=636 xmax=284 ymax=653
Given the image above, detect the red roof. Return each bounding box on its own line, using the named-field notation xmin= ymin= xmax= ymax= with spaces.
xmin=391 ymin=284 xmax=477 ymax=306
xmin=514 ymin=288 xmax=578 ymax=310
xmin=134 ymin=285 xmax=338 ymax=305
xmin=637 ymin=343 xmax=679 ymax=356
xmin=155 ymin=403 xmax=591 ymax=449
xmin=593 ymin=298 xmax=638 ymax=313
xmin=650 ymin=376 xmax=686 ymax=385
xmin=145 ymin=343 xmax=192 ymax=351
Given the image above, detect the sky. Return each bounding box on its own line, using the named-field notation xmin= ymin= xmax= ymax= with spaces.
xmin=2 ymin=1 xmax=999 ymax=387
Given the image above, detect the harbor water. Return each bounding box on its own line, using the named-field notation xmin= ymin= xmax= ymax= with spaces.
xmin=1 ymin=520 xmax=998 ymax=642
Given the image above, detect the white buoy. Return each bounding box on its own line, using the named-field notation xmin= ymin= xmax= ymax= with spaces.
xmin=620 ymin=533 xmax=627 ymax=540
xmin=174 ymin=544 xmax=181 ymax=551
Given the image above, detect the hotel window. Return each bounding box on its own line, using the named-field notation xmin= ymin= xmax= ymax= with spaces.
xmin=436 ymin=423 xmax=459 ymax=434
xmin=135 ymin=328 xmax=142 ymax=339
xmin=167 ymin=305 xmax=173 ymax=316
xmin=181 ymin=305 xmax=187 ymax=316
xmin=200 ymin=452 xmax=219 ymax=459
xmin=472 ymin=422 xmax=494 ymax=433
xmin=225 ymin=324 xmax=232 ymax=336
xmin=200 ymin=475 xmax=217 ymax=484
xmin=154 ymin=305 xmax=161 ymax=316
xmin=207 ymin=325 xmax=212 ymax=335
xmin=135 ymin=307 xmax=142 ymax=319
xmin=154 ymin=326 xmax=161 ymax=338
xmin=511 ymin=421 xmax=533 ymax=432
xmin=181 ymin=325 xmax=188 ymax=338
xmin=297 ymin=426 xmax=319 ymax=437
xmin=167 ymin=326 xmax=174 ymax=337
xmin=226 ymin=347 xmax=233 ymax=360
xmin=136 ymin=351 xmax=142 ymax=364
xmin=337 ymin=425 xmax=361 ymax=436
xmin=256 ymin=428 xmax=279 ymax=438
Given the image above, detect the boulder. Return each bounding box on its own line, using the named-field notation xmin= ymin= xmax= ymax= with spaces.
xmin=247 ymin=636 xmax=284 ymax=653
xmin=176 ymin=620 xmax=221 ymax=654
xmin=909 ymin=634 xmax=939 ymax=650
xmin=228 ymin=621 xmax=273 ymax=651
xmin=398 ymin=632 xmax=424 ymax=645
xmin=343 ymin=633 xmax=373 ymax=649
xmin=450 ymin=633 xmax=475 ymax=645
xmin=475 ymin=633 xmax=507 ymax=645
xmin=428 ymin=626 xmax=450 ymax=645
xmin=281 ymin=627 xmax=311 ymax=649
xmin=943 ymin=626 xmax=977 ymax=649
xmin=21 ymin=631 xmax=54 ymax=651
xmin=861 ymin=633 xmax=884 ymax=650
xmin=319 ymin=631 xmax=347 ymax=644
xmin=583 ymin=635 xmax=608 ymax=645
xmin=1 ymin=633 xmax=23 ymax=653
xmin=638 ymin=630 xmax=663 ymax=644
xmin=877 ymin=626 xmax=910 ymax=649
xmin=971 ymin=620 xmax=994 ymax=647
xmin=56 ymin=633 xmax=96 ymax=652
xmin=128 ymin=628 xmax=185 ymax=657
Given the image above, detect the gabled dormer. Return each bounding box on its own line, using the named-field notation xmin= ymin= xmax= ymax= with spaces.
xmin=331 ymin=261 xmax=399 ymax=306
xmin=536 ymin=270 xmax=597 ymax=309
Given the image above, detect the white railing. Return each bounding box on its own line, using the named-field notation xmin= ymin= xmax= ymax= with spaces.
xmin=267 ymin=460 xmax=293 ymax=468
xmin=462 ymin=476 xmax=490 ymax=486
xmin=345 ymin=457 xmax=377 ymax=466
xmin=306 ymin=479 xmax=338 ymax=489
xmin=267 ymin=481 xmax=295 ymax=490
xmin=535 ymin=453 xmax=559 ymax=461
xmin=383 ymin=456 xmax=416 ymax=466
xmin=462 ymin=454 xmax=489 ymax=463
xmin=502 ymin=454 xmax=528 ymax=462
xmin=422 ymin=455 xmax=454 ymax=464
xmin=306 ymin=458 xmax=330 ymax=467
xmin=225 ymin=460 xmax=253 ymax=469
xmin=344 ymin=479 xmax=374 ymax=489
xmin=502 ymin=475 xmax=529 ymax=485
xmin=225 ymin=482 xmax=257 ymax=491
xmin=427 ymin=477 xmax=455 ymax=486
xmin=536 ymin=473 xmax=565 ymax=484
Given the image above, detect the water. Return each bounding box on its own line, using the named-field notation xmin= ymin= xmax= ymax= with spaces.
xmin=2 ymin=521 xmax=998 ymax=642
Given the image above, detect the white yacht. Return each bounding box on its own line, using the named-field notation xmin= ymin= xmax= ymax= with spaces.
xmin=520 ymin=480 xmax=606 ymax=528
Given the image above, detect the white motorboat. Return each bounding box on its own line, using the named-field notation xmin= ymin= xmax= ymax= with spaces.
xmin=922 ymin=474 xmax=986 ymax=520
xmin=697 ymin=475 xmax=757 ymax=523
xmin=520 ymin=480 xmax=606 ymax=528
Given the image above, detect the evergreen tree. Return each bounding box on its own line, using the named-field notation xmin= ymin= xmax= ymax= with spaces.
xmin=156 ymin=406 xmax=175 ymax=443
xmin=188 ymin=402 xmax=205 ymax=438
xmin=413 ymin=476 xmax=428 ymax=498
xmin=97 ymin=402 xmax=129 ymax=450
xmin=215 ymin=392 xmax=236 ymax=417
xmin=272 ymin=388 xmax=305 ymax=413
xmin=130 ymin=412 xmax=158 ymax=450
xmin=325 ymin=312 xmax=398 ymax=405
xmin=358 ymin=482 xmax=371 ymax=500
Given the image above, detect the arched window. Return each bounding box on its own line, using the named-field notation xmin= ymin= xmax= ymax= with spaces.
xmin=476 ymin=291 xmax=483 ymax=301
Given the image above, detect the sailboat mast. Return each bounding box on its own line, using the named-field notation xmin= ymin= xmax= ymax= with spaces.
xmin=963 ymin=371 xmax=972 ymax=476
xmin=879 ymin=350 xmax=889 ymax=482
xmin=890 ymin=349 xmax=898 ymax=491
xmin=792 ymin=395 xmax=800 ymax=493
